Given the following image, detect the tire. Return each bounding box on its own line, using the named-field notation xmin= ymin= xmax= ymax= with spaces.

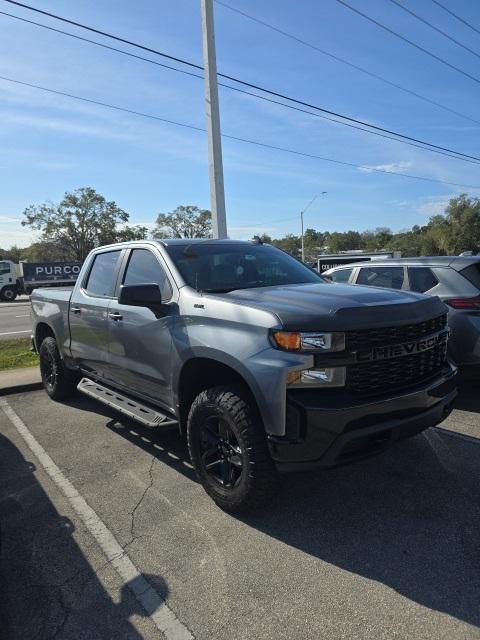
xmin=187 ymin=385 xmax=279 ymax=512
xmin=39 ymin=337 xmax=79 ymax=400
xmin=1 ymin=286 xmax=17 ymax=301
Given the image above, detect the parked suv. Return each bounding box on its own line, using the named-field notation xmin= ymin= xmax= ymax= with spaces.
xmin=324 ymin=256 xmax=480 ymax=370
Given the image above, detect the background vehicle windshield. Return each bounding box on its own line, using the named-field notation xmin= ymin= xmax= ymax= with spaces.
xmin=165 ymin=243 xmax=323 ymax=292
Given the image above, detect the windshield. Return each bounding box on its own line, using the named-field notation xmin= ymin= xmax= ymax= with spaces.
xmin=165 ymin=243 xmax=324 ymax=293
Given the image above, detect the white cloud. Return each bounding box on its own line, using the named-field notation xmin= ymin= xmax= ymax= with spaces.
xmin=0 ymin=215 xmax=19 ymax=222
xmin=417 ymin=194 xmax=457 ymax=218
xmin=0 ymin=112 xmax=137 ymax=141
xmin=0 ymin=226 xmax=37 ymax=247
xmin=359 ymin=161 xmax=413 ymax=174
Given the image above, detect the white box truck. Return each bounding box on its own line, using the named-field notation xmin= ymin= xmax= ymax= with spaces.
xmin=0 ymin=260 xmax=83 ymax=301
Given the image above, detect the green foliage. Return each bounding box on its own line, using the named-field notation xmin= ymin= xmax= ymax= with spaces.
xmin=5 ymin=193 xmax=480 ymax=263
xmin=0 ymin=338 xmax=38 ymax=371
xmin=271 ymin=233 xmax=301 ymax=256
xmin=153 ymin=205 xmax=212 ymax=239
xmin=21 ymin=187 xmax=143 ymax=261
xmin=266 ymin=195 xmax=480 ymax=258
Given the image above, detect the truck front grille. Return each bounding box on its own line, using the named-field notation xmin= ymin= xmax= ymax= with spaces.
xmin=345 ymin=314 xmax=448 ymax=396
xmin=346 ymin=313 xmax=447 ymax=350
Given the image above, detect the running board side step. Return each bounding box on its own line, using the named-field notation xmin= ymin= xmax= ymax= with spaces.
xmin=77 ymin=378 xmax=178 ymax=428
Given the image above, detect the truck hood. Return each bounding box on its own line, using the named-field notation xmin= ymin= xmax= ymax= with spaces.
xmin=222 ymin=283 xmax=447 ymax=331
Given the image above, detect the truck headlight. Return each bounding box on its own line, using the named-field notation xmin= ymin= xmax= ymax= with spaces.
xmin=272 ymin=331 xmax=345 ymax=352
xmin=287 ymin=366 xmax=346 ymax=387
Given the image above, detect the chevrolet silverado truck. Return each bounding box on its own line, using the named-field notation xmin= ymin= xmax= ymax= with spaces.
xmin=30 ymin=240 xmax=457 ymax=511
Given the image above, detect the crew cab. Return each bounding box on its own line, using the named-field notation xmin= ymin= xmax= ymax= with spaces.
xmin=30 ymin=240 xmax=457 ymax=511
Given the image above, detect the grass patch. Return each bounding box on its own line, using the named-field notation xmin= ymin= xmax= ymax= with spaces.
xmin=0 ymin=337 xmax=39 ymax=371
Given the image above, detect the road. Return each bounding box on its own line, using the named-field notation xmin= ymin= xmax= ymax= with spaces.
xmin=0 ymin=386 xmax=479 ymax=640
xmin=0 ymin=298 xmax=32 ymax=339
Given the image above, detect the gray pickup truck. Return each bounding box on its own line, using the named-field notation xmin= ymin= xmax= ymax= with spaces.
xmin=31 ymin=239 xmax=457 ymax=511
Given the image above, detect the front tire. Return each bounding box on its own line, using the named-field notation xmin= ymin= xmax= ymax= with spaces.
xmin=187 ymin=385 xmax=279 ymax=512
xmin=39 ymin=337 xmax=79 ymax=400
xmin=1 ymin=286 xmax=17 ymax=301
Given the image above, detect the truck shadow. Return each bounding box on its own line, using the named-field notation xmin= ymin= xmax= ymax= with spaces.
xmin=240 ymin=429 xmax=480 ymax=629
xmin=453 ymin=383 xmax=480 ymax=413
xmin=62 ymin=395 xmax=480 ymax=629
xmin=63 ymin=394 xmax=197 ymax=481
xmin=0 ymin=431 xmax=169 ymax=639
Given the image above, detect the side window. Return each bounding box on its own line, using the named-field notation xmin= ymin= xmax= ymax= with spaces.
xmin=0 ymin=261 xmax=11 ymax=275
xmin=357 ymin=266 xmax=404 ymax=289
xmin=84 ymin=250 xmax=121 ymax=297
xmin=329 ymin=268 xmax=353 ymax=283
xmin=123 ymin=249 xmax=172 ymax=300
xmin=409 ymin=267 xmax=438 ymax=293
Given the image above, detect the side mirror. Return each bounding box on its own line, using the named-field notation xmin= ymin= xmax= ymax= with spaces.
xmin=118 ymin=283 xmax=162 ymax=309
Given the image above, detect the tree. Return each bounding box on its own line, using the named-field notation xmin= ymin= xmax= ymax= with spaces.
xmin=0 ymin=245 xmax=24 ymax=262
xmin=21 ymin=187 xmax=141 ymax=261
xmin=152 ymin=205 xmax=211 ymax=239
xmin=271 ymin=234 xmax=301 ymax=256
xmin=433 ymin=194 xmax=480 ymax=254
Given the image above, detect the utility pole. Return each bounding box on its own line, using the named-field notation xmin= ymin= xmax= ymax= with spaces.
xmin=300 ymin=192 xmax=327 ymax=263
xmin=201 ymin=0 xmax=227 ymax=239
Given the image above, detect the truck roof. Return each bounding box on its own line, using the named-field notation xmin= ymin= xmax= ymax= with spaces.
xmin=158 ymin=239 xmax=256 ymax=246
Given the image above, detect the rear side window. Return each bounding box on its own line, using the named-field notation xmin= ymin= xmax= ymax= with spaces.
xmin=329 ymin=268 xmax=353 ymax=283
xmin=123 ymin=249 xmax=172 ymax=300
xmin=357 ymin=266 xmax=404 ymax=289
xmin=460 ymin=263 xmax=480 ymax=289
xmin=408 ymin=267 xmax=438 ymax=293
xmin=84 ymin=250 xmax=121 ymax=297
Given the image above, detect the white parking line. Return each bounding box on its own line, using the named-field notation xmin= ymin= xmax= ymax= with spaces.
xmin=0 ymin=330 xmax=31 ymax=336
xmin=0 ymin=398 xmax=194 ymax=640
xmin=15 ymin=314 xmax=30 ymax=318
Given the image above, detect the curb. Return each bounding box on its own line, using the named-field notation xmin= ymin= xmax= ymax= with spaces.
xmin=0 ymin=381 xmax=43 ymax=397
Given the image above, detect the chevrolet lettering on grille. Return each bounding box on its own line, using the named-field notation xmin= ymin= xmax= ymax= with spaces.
xmin=356 ymin=329 xmax=449 ymax=363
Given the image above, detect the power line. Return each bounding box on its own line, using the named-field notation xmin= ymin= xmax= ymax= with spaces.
xmin=1 ymin=74 xmax=479 ymax=191
xmin=3 ymin=0 xmax=480 ymax=164
xmin=388 ymin=0 xmax=480 ymax=60
xmin=214 ymin=0 xmax=480 ymax=127
xmin=2 ymin=10 xmax=479 ymax=166
xmin=430 ymin=0 xmax=480 ymax=38
xmin=335 ymin=0 xmax=480 ymax=85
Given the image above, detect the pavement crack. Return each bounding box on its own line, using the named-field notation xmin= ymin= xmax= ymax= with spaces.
xmin=128 ymin=456 xmax=155 ymax=546
xmin=49 ymin=589 xmax=71 ymax=640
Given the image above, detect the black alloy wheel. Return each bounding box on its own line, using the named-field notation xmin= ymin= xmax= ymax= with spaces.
xmin=199 ymin=416 xmax=244 ymax=488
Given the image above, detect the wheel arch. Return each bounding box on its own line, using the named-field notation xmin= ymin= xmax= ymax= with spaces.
xmin=177 ymin=357 xmax=263 ymax=435
xmin=35 ymin=322 xmax=56 ymax=350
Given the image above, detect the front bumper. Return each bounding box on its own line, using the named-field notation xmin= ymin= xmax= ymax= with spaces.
xmin=268 ymin=364 xmax=457 ymax=472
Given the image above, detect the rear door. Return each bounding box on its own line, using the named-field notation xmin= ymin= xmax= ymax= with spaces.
xmin=69 ymin=248 xmax=124 ymax=378
xmin=106 ymin=246 xmax=176 ymax=410
xmin=355 ymin=265 xmax=406 ymax=290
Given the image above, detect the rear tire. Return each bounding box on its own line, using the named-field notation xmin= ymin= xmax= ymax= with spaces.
xmin=187 ymin=385 xmax=279 ymax=512
xmin=39 ymin=337 xmax=79 ymax=400
xmin=1 ymin=286 xmax=17 ymax=301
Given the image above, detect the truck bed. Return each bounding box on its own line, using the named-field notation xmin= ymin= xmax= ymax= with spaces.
xmin=31 ymin=287 xmax=73 ymax=353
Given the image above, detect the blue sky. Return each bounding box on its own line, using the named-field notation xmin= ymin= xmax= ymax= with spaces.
xmin=1 ymin=0 xmax=479 ymax=247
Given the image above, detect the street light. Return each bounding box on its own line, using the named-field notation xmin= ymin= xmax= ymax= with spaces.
xmin=300 ymin=192 xmax=327 ymax=263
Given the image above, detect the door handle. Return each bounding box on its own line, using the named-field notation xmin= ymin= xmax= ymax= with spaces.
xmin=70 ymin=307 xmax=81 ymax=314
xmin=108 ymin=312 xmax=123 ymax=321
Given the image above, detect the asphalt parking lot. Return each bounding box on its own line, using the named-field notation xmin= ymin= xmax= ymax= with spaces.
xmin=0 ymin=386 xmax=479 ymax=640
xmin=0 ymin=297 xmax=31 ymax=339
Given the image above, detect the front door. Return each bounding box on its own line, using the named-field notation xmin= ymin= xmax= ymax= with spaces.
xmin=69 ymin=249 xmax=123 ymax=378
xmin=106 ymin=247 xmax=176 ymax=411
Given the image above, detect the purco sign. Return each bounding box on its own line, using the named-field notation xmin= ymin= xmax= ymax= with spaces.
xmin=22 ymin=262 xmax=83 ymax=283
